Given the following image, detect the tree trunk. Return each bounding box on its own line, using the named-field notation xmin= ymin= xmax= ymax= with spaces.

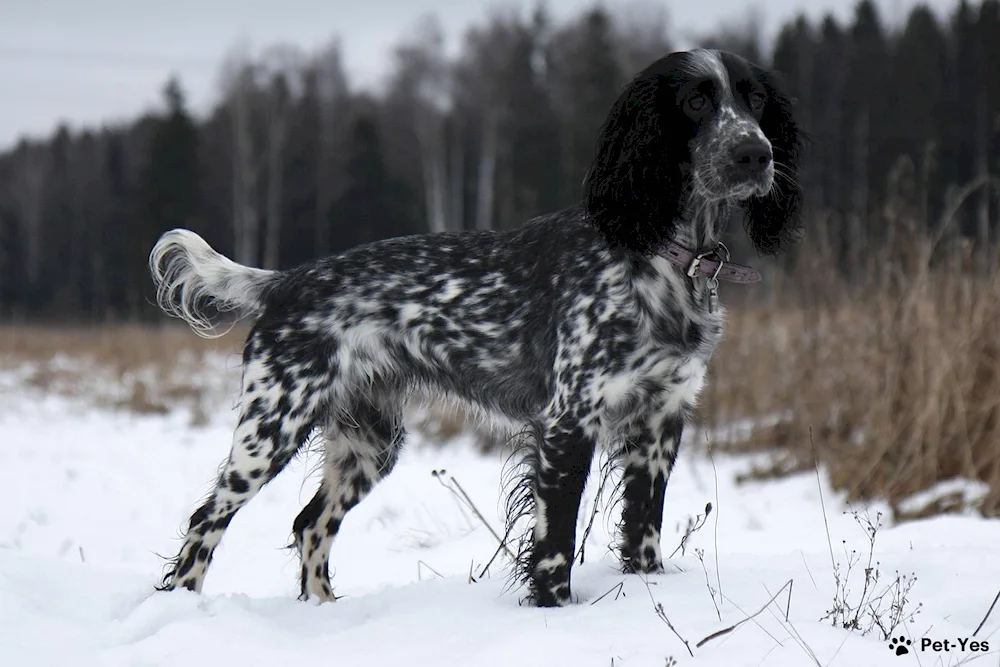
xmin=263 ymin=98 xmax=286 ymax=270
xmin=232 ymin=73 xmax=259 ymax=266
xmin=69 ymin=152 xmax=87 ymax=315
xmin=416 ymin=108 xmax=447 ymax=233
xmin=475 ymin=111 xmax=498 ymax=231
xmin=448 ymin=120 xmax=464 ymax=232
xmin=314 ymin=94 xmax=334 ymax=256
xmin=18 ymin=151 xmax=46 ymax=287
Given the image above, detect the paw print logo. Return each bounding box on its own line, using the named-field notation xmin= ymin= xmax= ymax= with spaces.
xmin=889 ymin=636 xmax=912 ymax=656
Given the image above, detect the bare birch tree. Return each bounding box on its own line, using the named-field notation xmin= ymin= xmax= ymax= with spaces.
xmin=390 ymin=16 xmax=452 ymax=233
xmin=259 ymin=45 xmax=304 ymax=269
xmin=474 ymin=110 xmax=498 ymax=231
xmin=447 ymin=118 xmax=464 ymax=231
xmin=310 ymin=41 xmax=348 ymax=256
xmin=454 ymin=12 xmax=526 ymax=232
xmin=219 ymin=45 xmax=261 ymax=266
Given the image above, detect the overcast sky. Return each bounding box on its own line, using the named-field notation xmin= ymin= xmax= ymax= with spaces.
xmin=0 ymin=0 xmax=958 ymax=150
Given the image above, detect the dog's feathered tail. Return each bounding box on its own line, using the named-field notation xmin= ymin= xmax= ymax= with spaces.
xmin=149 ymin=229 xmax=278 ymax=338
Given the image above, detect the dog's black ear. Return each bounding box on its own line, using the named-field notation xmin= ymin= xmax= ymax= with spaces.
xmin=743 ymin=70 xmax=804 ymax=255
xmin=584 ymin=73 xmax=686 ymax=254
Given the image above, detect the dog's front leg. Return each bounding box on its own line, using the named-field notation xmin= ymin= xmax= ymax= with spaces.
xmin=618 ymin=412 xmax=684 ymax=574
xmin=528 ymin=417 xmax=597 ymax=607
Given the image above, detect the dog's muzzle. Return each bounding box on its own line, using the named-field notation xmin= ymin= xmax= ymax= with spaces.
xmin=727 ymin=140 xmax=774 ymax=196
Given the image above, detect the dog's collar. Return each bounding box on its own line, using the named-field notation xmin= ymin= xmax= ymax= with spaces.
xmin=661 ymin=241 xmax=761 ymax=284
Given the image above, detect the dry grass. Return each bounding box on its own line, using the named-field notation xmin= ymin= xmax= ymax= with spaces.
xmin=0 ymin=321 xmax=474 ymax=440
xmin=0 ymin=322 xmax=241 ymax=367
xmin=0 ymin=322 xmax=247 ymax=422
xmin=0 ymin=323 xmax=238 ymax=368
xmin=699 ymin=209 xmax=1000 ymax=519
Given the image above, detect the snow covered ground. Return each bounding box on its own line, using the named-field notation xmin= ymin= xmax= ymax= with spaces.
xmin=1 ymin=363 xmax=999 ymax=667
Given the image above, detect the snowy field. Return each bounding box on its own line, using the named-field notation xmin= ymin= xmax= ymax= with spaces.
xmin=1 ymin=361 xmax=999 ymax=667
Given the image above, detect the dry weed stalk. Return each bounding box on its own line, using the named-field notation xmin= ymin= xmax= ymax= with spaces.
xmin=820 ymin=509 xmax=922 ymax=640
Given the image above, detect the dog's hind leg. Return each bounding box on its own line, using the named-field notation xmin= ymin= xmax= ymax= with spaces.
xmin=292 ymin=398 xmax=404 ymax=602
xmin=158 ymin=334 xmax=329 ymax=594
xmin=617 ymin=413 xmax=683 ymax=574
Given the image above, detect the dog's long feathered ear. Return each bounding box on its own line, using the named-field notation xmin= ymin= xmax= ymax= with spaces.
xmin=584 ymin=76 xmax=685 ymax=254
xmin=743 ymin=71 xmax=804 ymax=255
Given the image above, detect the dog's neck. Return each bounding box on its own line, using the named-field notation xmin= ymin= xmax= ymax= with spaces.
xmin=654 ymin=196 xmax=761 ymax=288
xmin=670 ymin=196 xmax=732 ymax=255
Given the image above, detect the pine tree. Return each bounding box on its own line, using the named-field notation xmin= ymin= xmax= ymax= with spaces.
xmin=889 ymin=5 xmax=948 ymax=225
xmin=0 ymin=154 xmax=19 ymax=315
xmin=503 ymin=5 xmax=562 ymax=223
xmin=771 ymin=16 xmax=816 ymax=207
xmin=40 ymin=126 xmax=74 ymax=313
xmin=548 ymin=7 xmax=624 ymax=208
xmin=329 ymin=111 xmax=417 ymax=253
xmin=812 ymin=16 xmax=847 ymax=215
xmin=840 ymin=1 xmax=891 ymax=270
xmin=102 ymin=131 xmax=131 ymax=318
xmin=976 ymin=0 xmax=1000 ymax=244
xmin=951 ymin=0 xmax=979 ymax=179
xmin=134 ymin=78 xmax=200 ymax=318
xmin=141 ymin=79 xmax=200 ymax=233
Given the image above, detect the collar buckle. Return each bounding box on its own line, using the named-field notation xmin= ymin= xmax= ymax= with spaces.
xmin=686 ymin=241 xmax=730 ymax=279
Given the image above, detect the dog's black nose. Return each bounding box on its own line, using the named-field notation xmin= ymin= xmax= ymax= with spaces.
xmin=732 ymin=142 xmax=772 ymax=173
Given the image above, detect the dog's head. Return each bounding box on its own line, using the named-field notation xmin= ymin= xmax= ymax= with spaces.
xmin=584 ymin=48 xmax=803 ymax=256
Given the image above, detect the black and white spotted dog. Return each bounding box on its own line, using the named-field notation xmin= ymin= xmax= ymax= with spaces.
xmin=149 ymin=49 xmax=801 ymax=607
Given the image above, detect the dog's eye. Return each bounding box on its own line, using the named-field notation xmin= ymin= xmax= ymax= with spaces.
xmin=748 ymin=92 xmax=766 ymax=111
xmin=687 ymin=92 xmax=708 ymax=112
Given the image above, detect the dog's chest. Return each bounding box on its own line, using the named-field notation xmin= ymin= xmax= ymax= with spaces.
xmin=593 ymin=257 xmax=725 ymax=423
xmin=639 ymin=255 xmax=725 ymax=351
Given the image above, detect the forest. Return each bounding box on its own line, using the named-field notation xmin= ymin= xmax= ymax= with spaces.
xmin=0 ymin=0 xmax=998 ymax=320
